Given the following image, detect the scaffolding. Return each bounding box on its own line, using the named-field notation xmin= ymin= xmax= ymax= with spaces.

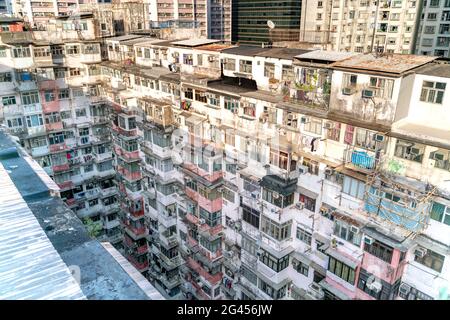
xmin=364 ymin=171 xmax=435 ymax=233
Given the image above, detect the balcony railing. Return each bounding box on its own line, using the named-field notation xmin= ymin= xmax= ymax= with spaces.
xmin=186 ymin=257 xmax=222 ymax=285
xmin=49 ymin=143 xmax=68 ymax=153
xmin=288 ymin=88 xmax=330 ymax=110
xmin=344 ymin=148 xmax=379 ymax=172
xmin=45 ymin=122 xmax=63 ymax=131
xmin=117 ymin=165 xmax=142 ymax=181
xmin=52 ymin=163 xmax=70 ymax=173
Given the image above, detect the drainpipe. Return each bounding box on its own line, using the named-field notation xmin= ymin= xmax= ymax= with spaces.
xmin=370 ymin=0 xmax=380 ymax=53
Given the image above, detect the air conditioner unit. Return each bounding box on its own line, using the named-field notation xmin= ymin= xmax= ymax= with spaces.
xmin=296 ymin=202 xmax=304 ymax=210
xmin=324 ymin=122 xmax=333 ymax=129
xmin=256 ymin=249 xmax=264 ymax=256
xmin=342 ymin=87 xmax=353 ymax=95
xmin=367 ymin=280 xmax=382 ymax=292
xmin=273 ymin=192 xmax=280 ymax=199
xmin=308 ymin=283 xmax=324 ymax=299
xmin=208 ymin=56 xmax=215 ymax=62
xmin=291 ymin=259 xmax=298 ymax=268
xmin=350 ymin=226 xmax=359 ymax=234
xmin=432 ymin=152 xmax=445 ymax=161
xmin=399 ymin=283 xmax=411 ymax=296
xmin=251 ymin=191 xmax=259 ymax=199
xmin=199 ymin=218 xmax=206 ymax=224
xmin=300 ymin=116 xmax=309 ymax=124
xmin=374 ymin=134 xmax=385 ymax=142
xmin=362 ymin=89 xmax=374 ymax=98
xmin=324 ymin=168 xmax=334 ymax=176
xmin=414 ymin=247 xmax=427 ymax=258
xmin=363 ymin=236 xmax=374 ymax=245
xmin=298 ymin=165 xmax=308 ymax=174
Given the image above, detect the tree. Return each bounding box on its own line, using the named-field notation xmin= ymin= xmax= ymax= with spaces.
xmin=83 ymin=217 xmax=102 ymax=238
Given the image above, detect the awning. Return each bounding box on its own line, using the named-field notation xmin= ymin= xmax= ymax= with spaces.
xmin=362 ymin=226 xmax=411 ymax=252
xmin=325 ymin=248 xmax=359 ymax=270
xmin=260 ymin=175 xmax=297 ymax=196
xmin=319 ymin=280 xmax=352 ymax=300
xmin=238 ymin=167 xmax=262 ymax=182
xmin=297 ymin=186 xmax=318 ymax=199
xmin=256 ymin=269 xmax=291 ymax=291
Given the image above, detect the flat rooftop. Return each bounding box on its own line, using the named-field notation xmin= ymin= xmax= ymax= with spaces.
xmin=172 ymin=39 xmax=222 ymax=47
xmin=0 ymin=131 xmax=164 ymax=300
xmin=222 ymin=46 xmax=310 ymax=59
xmin=331 ymin=53 xmax=437 ymax=76
xmin=295 ymin=50 xmax=359 ymax=63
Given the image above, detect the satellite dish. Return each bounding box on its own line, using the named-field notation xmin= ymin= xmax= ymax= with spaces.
xmin=267 ymin=20 xmax=275 ymax=29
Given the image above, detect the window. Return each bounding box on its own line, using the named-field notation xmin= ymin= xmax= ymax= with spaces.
xmin=44 ymin=90 xmax=55 ymax=102
xmin=183 ymin=53 xmax=193 ymax=65
xmin=21 ymin=91 xmax=39 ymax=105
xmin=224 ymin=130 xmax=235 ymax=146
xmin=420 ymin=81 xmax=446 ymax=104
xmin=2 ymin=96 xmax=16 ymax=105
xmin=354 ymin=128 xmax=377 ymax=150
xmin=69 ymin=68 xmax=81 ymax=76
xmin=364 ymin=240 xmax=393 ymax=263
xmin=430 ymin=202 xmax=450 ymax=226
xmin=197 ymin=54 xmax=203 ymax=66
xmin=342 ymin=175 xmax=365 ymax=199
xmin=83 ymin=44 xmax=99 ymax=54
xmin=326 ymin=121 xmax=341 ymax=141
xmin=414 ymin=249 xmax=445 ymax=272
xmin=296 ymin=227 xmax=312 ymax=245
xmin=224 ymin=97 xmax=239 ymax=113
xmin=66 ymin=45 xmax=80 ymax=55
xmin=343 ymin=73 xmax=357 ymax=88
xmin=261 ymin=216 xmax=292 ymax=241
xmin=0 ymin=46 xmax=7 ymax=57
xmin=45 ymin=112 xmax=60 ymax=124
xmin=334 ymin=220 xmax=361 ymax=246
xmin=12 ymin=46 xmax=31 ymax=58
xmin=282 ymin=65 xmax=294 ymax=81
xmin=262 ymin=188 xmax=294 ymax=208
xmin=34 ymin=47 xmax=50 ymax=57
xmin=357 ymin=269 xmax=391 ymax=299
xmin=328 ymin=256 xmax=356 ymax=284
xmin=222 ymin=187 xmax=234 ymax=202
xmin=58 ymin=89 xmax=70 ymax=100
xmin=369 ymin=77 xmax=394 ymax=99
xmin=242 ymin=204 xmax=260 ymax=228
xmin=264 ymin=62 xmax=275 ymax=78
xmin=26 ymin=114 xmax=44 ymax=127
xmin=0 ymin=72 xmax=12 ymax=82
xmin=294 ymin=259 xmax=309 ymax=276
xmin=304 ymin=117 xmax=322 ymax=135
xmin=299 ymin=194 xmax=316 ymax=212
xmin=6 ymin=118 xmax=23 ymax=128
xmin=239 ymin=60 xmax=252 ymax=74
xmin=394 ymin=139 xmax=425 ymax=163
xmin=259 ymin=249 xmax=290 ymax=273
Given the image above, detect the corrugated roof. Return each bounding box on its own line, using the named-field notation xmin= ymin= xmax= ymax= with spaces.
xmin=171 ymin=39 xmax=221 ymax=47
xmin=331 ymin=53 xmax=437 ymax=75
xmin=0 ymin=163 xmax=86 ymax=300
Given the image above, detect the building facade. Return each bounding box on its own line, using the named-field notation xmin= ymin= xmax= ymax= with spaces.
xmin=414 ymin=0 xmax=450 ymax=57
xmin=1 ymin=14 xmax=450 ymax=301
xmin=300 ymin=0 xmax=423 ymax=54
xmin=232 ymin=0 xmax=302 ymax=46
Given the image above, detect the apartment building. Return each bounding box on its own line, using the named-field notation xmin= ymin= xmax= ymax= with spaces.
xmin=88 ymin=35 xmax=450 ymax=300
xmin=2 ymin=14 xmax=450 ymax=300
xmin=301 ymin=0 xmax=422 ymax=54
xmin=0 ymin=14 xmax=122 ymax=246
xmin=232 ymin=0 xmax=302 ymax=46
xmin=415 ymin=0 xmax=450 ymax=57
xmin=147 ymin=0 xmax=231 ymax=40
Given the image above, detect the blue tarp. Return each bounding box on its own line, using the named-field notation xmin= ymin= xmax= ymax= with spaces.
xmin=351 ymin=150 xmax=375 ymax=169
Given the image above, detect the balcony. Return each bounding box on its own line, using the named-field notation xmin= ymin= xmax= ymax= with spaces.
xmin=121 ymin=203 xmax=145 ymax=218
xmin=159 ymin=251 xmax=182 ymax=270
xmin=127 ymin=255 xmax=149 ymax=272
xmin=45 ymin=122 xmax=63 ymax=132
xmin=38 ymin=79 xmax=57 ymax=91
xmin=117 ymin=165 xmax=142 ymax=181
xmin=57 ymin=181 xmax=74 ymax=190
xmin=111 ymin=123 xmax=137 ymax=137
xmin=198 ymin=223 xmax=223 ymax=239
xmin=344 ymin=148 xmax=378 ymax=173
xmin=123 ymin=223 xmax=147 ymax=240
xmin=185 ymin=212 xmax=200 ymax=225
xmin=160 ymin=230 xmax=178 ymax=248
xmin=31 ymin=145 xmax=49 ymax=157
xmin=288 ymin=87 xmax=330 ymax=111
xmin=186 ymin=257 xmax=222 ymax=285
xmin=198 ymin=194 xmax=222 ymax=213
xmin=49 ymin=143 xmax=68 ymax=153
xmin=42 ymin=100 xmax=60 ymax=113
xmin=114 ymin=146 xmax=140 ymax=161
xmin=182 ymin=163 xmax=223 ymax=184
xmin=198 ymin=246 xmax=223 ymax=262
xmin=52 ymin=163 xmax=70 ymax=173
